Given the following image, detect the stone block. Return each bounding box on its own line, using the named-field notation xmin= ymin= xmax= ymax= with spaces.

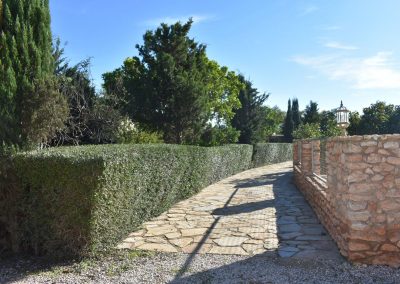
xmin=384 ymin=142 xmax=399 ymax=149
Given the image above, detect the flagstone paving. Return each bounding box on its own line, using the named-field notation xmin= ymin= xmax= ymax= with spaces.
xmin=118 ymin=161 xmax=341 ymax=259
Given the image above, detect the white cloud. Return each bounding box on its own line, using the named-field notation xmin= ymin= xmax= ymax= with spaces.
xmin=299 ymin=5 xmax=318 ymax=16
xmin=324 ymin=41 xmax=359 ymax=50
xmin=143 ymin=15 xmax=214 ymax=27
xmin=291 ymin=52 xmax=400 ymax=89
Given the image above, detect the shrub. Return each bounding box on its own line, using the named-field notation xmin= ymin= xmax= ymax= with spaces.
xmin=200 ymin=125 xmax=240 ymax=146
xmin=252 ymin=143 xmax=293 ymax=168
xmin=292 ymin=123 xmax=321 ymax=139
xmin=115 ymin=118 xmax=163 ymax=144
xmin=4 ymin=144 xmax=252 ymax=257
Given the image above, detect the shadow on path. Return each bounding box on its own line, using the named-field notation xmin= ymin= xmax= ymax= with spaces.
xmin=172 ymin=165 xmax=342 ymax=282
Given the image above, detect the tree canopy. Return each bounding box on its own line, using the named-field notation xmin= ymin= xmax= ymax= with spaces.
xmin=231 ymin=75 xmax=269 ymax=144
xmin=103 ymin=19 xmax=243 ymax=144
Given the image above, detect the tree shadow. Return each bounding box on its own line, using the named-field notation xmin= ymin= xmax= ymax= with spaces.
xmin=172 ymin=167 xmax=342 ymax=282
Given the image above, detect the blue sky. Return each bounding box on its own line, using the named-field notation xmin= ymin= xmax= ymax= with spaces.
xmin=50 ymin=0 xmax=400 ymax=113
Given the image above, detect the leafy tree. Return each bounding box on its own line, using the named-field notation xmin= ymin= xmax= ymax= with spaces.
xmin=282 ymin=99 xmax=294 ymax=142
xmin=347 ymin=111 xmax=362 ymax=135
xmin=264 ymin=106 xmax=285 ymax=138
xmin=103 ymin=24 xmax=243 ymax=144
xmin=0 ymin=0 xmax=67 ymax=147
xmin=320 ymin=110 xmax=341 ymax=137
xmin=104 ymin=20 xmax=213 ymax=144
xmin=358 ymin=101 xmax=394 ymax=135
xmin=303 ymin=101 xmax=320 ymax=125
xmin=205 ymin=59 xmax=243 ymax=124
xmin=292 ymin=98 xmax=301 ymax=129
xmin=293 ymin=123 xmax=321 ymax=139
xmin=200 ymin=125 xmax=240 ymax=146
xmin=231 ymin=75 xmax=269 ymax=144
xmin=389 ymin=106 xmax=400 ymax=134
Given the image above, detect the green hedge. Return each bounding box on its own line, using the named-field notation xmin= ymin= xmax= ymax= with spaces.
xmin=252 ymin=143 xmax=293 ymax=168
xmin=4 ymin=144 xmax=252 ymax=257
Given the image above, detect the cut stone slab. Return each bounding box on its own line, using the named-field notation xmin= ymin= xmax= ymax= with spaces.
xmin=249 ymin=232 xmax=276 ymax=240
xmin=279 ymin=224 xmax=301 ymax=233
xmin=213 ymin=237 xmax=248 ymax=247
xmin=182 ymin=243 xmax=212 ymax=254
xmin=146 ymin=226 xmax=177 ymax=236
xmin=181 ymin=228 xmax=209 ymax=237
xmin=137 ymin=243 xmax=178 ymax=253
xmin=169 ymin=238 xmax=193 ymax=248
xmin=278 ymin=246 xmax=300 ymax=257
xmin=243 ymin=244 xmax=263 ymax=254
xmin=165 ymin=232 xmax=181 ymax=239
xmin=279 ymin=232 xmax=303 ymax=240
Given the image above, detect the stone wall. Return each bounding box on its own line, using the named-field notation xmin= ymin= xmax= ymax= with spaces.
xmin=294 ymin=135 xmax=400 ymax=267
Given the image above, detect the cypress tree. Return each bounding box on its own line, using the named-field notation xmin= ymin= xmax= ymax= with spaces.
xmin=231 ymin=75 xmax=269 ymax=144
xmin=0 ymin=0 xmax=67 ymax=147
xmin=283 ymin=99 xmax=294 ymax=142
xmin=292 ymin=98 xmax=301 ymax=129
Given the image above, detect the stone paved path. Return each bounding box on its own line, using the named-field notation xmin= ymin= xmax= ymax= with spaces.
xmin=118 ymin=162 xmax=341 ymax=259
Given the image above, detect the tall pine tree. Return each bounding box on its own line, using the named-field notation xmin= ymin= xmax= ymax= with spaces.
xmin=283 ymin=99 xmax=294 ymax=142
xmin=303 ymin=101 xmax=320 ymax=125
xmin=292 ymin=98 xmax=301 ymax=129
xmin=0 ymin=0 xmax=67 ymax=147
xmin=231 ymin=75 xmax=269 ymax=144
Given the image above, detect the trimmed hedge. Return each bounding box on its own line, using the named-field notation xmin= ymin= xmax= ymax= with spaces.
xmin=4 ymin=144 xmax=252 ymax=257
xmin=0 ymin=142 xmax=293 ymax=257
xmin=252 ymin=143 xmax=293 ymax=168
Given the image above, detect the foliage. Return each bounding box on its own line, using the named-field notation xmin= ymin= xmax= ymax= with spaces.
xmin=293 ymin=123 xmax=321 ymax=139
xmin=200 ymin=125 xmax=240 ymax=146
xmin=21 ymin=78 xmax=68 ymax=148
xmin=347 ymin=111 xmax=362 ymax=135
xmin=303 ymin=101 xmax=320 ymax=125
xmin=115 ymin=118 xmax=163 ymax=144
xmin=205 ymin=59 xmax=243 ymax=123
xmin=358 ymin=101 xmax=394 ymax=135
xmin=103 ymin=20 xmax=244 ymax=145
xmin=282 ymin=99 xmax=294 ymax=142
xmin=292 ymin=98 xmax=301 ymax=129
xmin=252 ymin=143 xmax=293 ymax=168
xmin=0 ymin=0 xmax=68 ymax=147
xmin=320 ymin=110 xmax=342 ymax=137
xmin=51 ymin=39 xmax=97 ymax=146
xmin=347 ymin=102 xmax=398 ymax=135
xmin=103 ymin=20 xmax=212 ymax=144
xmin=231 ymin=75 xmax=269 ymax=144
xmin=3 ymin=144 xmax=253 ymax=256
xmin=389 ymin=106 xmax=400 ymax=134
xmin=86 ymin=99 xmax=124 ymax=144
xmin=264 ymin=106 xmax=285 ymax=138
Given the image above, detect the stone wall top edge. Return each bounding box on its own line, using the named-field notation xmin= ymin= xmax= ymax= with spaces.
xmin=296 ymin=134 xmax=400 ymax=143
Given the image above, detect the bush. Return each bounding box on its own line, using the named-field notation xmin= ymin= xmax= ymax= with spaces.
xmin=292 ymin=123 xmax=321 ymax=139
xmin=200 ymin=125 xmax=240 ymax=146
xmin=115 ymin=118 xmax=163 ymax=144
xmin=4 ymin=144 xmax=252 ymax=257
xmin=252 ymin=143 xmax=293 ymax=168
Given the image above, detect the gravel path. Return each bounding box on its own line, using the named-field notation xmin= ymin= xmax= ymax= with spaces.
xmin=1 ymin=251 xmax=400 ymax=284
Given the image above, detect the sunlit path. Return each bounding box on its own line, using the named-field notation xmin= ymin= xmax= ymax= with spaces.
xmin=118 ymin=162 xmax=340 ymax=260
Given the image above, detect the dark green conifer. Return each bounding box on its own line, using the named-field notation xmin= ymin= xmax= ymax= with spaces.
xmin=283 ymin=99 xmax=294 ymax=142
xmin=0 ymin=0 xmax=67 ymax=147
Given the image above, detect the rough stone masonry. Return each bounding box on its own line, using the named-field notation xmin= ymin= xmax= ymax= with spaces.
xmin=294 ymin=134 xmax=400 ymax=267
